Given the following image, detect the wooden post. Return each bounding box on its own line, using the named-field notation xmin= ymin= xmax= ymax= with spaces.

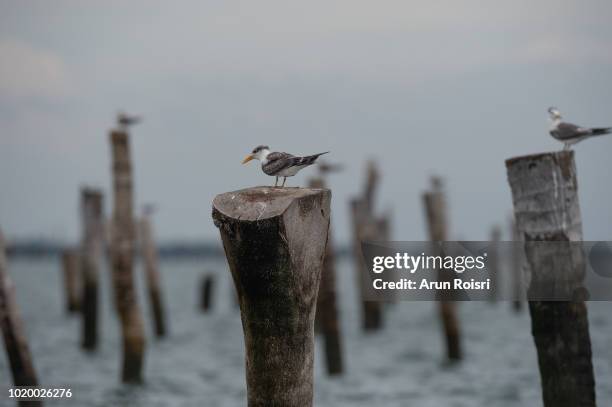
xmin=506 ymin=151 xmax=595 ymax=407
xmin=309 ymin=177 xmax=343 ymax=375
xmin=377 ymin=212 xmax=391 ymax=242
xmin=0 ymin=229 xmax=41 ymax=403
xmin=377 ymin=212 xmax=399 ymax=304
xmin=363 ymin=160 xmax=379 ymax=214
xmin=80 ymin=187 xmax=103 ymax=351
xmin=139 ymin=209 xmax=167 ymax=337
xmin=61 ymin=249 xmax=80 ymax=313
xmin=352 ymin=161 xmax=386 ymax=331
xmin=212 ymin=186 xmax=330 ymax=407
xmin=350 ymin=198 xmax=383 ymax=331
xmin=199 ymin=274 xmax=214 ymax=312
xmin=488 ymin=225 xmax=501 ymax=303
xmin=509 ymin=216 xmax=524 ymax=312
xmin=109 ymin=130 xmax=146 ymax=383
xmin=422 ymin=177 xmax=462 ymax=361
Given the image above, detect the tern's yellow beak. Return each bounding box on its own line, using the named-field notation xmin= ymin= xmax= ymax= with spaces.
xmin=242 ymin=154 xmax=254 ymax=164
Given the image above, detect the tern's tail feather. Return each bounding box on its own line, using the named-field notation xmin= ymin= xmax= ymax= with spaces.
xmin=591 ymin=127 xmax=611 ymax=136
xmin=296 ymin=151 xmax=329 ymax=166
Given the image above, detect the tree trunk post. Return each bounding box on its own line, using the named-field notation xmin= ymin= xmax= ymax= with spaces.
xmin=422 ymin=176 xmax=462 ymax=362
xmin=353 ymin=161 xmax=386 ymax=331
xmin=0 ymin=229 xmax=41 ymax=405
xmin=109 ymin=130 xmax=146 ymax=383
xmin=61 ymin=249 xmax=80 ymax=314
xmin=377 ymin=212 xmax=399 ymax=304
xmin=376 ymin=213 xmax=391 ymax=242
xmin=200 ymin=274 xmax=214 ymax=312
xmin=309 ymin=177 xmax=343 ymax=375
xmin=139 ymin=210 xmax=167 ymax=338
xmin=363 ymin=160 xmax=379 ymax=214
xmin=350 ymin=198 xmax=383 ymax=331
xmin=212 ymin=186 xmax=330 ymax=407
xmin=488 ymin=225 xmax=501 ymax=303
xmin=509 ymin=216 xmax=524 ymax=313
xmin=80 ymin=187 xmax=103 ymax=351
xmin=506 ymin=151 xmax=596 ymax=407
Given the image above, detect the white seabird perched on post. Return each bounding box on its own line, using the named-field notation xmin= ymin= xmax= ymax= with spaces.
xmin=242 ymin=145 xmax=329 ymax=187
xmin=548 ymin=107 xmax=611 ymax=150
xmin=117 ymin=111 xmax=142 ymax=132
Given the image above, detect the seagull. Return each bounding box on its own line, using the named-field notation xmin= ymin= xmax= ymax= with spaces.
xmin=549 ymin=107 xmax=611 ymax=150
xmin=117 ymin=111 xmax=142 ymax=131
xmin=242 ymin=145 xmax=329 ymax=187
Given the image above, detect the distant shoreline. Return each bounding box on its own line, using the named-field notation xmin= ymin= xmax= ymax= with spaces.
xmin=6 ymin=240 xmax=224 ymax=259
xmin=6 ymin=240 xmax=351 ymax=259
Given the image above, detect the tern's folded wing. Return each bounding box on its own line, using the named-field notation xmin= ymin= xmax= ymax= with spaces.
xmin=263 ymin=152 xmax=296 ymax=175
xmin=554 ymin=122 xmax=591 ymax=140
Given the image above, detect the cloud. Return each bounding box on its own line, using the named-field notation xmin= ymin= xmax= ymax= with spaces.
xmin=61 ymin=0 xmax=599 ymax=88
xmin=0 ymin=39 xmax=73 ymax=99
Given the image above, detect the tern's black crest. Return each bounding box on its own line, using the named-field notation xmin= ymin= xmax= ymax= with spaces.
xmin=252 ymin=145 xmax=270 ymax=154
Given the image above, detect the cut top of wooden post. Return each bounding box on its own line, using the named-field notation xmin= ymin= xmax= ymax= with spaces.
xmin=212 ymin=186 xmax=331 ymax=222
xmin=506 ymin=150 xmax=581 ymax=240
xmin=81 ymin=188 xmax=103 ymax=215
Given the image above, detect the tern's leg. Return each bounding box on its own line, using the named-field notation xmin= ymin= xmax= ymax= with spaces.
xmin=274 ymin=176 xmax=278 ymax=187
xmin=282 ymin=177 xmax=287 ymax=187
xmin=563 ymin=143 xmax=570 ymax=151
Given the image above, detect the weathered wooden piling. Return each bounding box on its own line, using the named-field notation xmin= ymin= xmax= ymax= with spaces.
xmin=509 ymin=217 xmax=524 ymax=312
xmin=61 ymin=249 xmax=81 ymax=313
xmin=488 ymin=225 xmax=501 ymax=303
xmin=363 ymin=160 xmax=379 ymax=213
xmin=353 ymin=161 xmax=387 ymax=330
xmin=377 ymin=212 xmax=398 ymax=304
xmin=109 ymin=130 xmax=146 ymax=383
xmin=139 ymin=208 xmax=167 ymax=337
xmin=377 ymin=212 xmax=391 ymax=242
xmin=506 ymin=151 xmax=595 ymax=407
xmin=212 ymin=187 xmax=330 ymax=407
xmin=80 ymin=188 xmax=103 ymax=351
xmin=309 ymin=177 xmax=343 ymax=375
xmin=422 ymin=177 xmax=462 ymax=361
xmin=0 ymin=229 xmax=40 ymax=398
xmin=351 ymin=198 xmax=383 ymax=331
xmin=199 ymin=274 xmax=214 ymax=312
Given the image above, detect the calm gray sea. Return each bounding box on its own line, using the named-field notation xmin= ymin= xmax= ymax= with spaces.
xmin=0 ymin=257 xmax=610 ymax=406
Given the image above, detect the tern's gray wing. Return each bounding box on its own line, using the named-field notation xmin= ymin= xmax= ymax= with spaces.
xmin=262 ymin=152 xmax=295 ymax=175
xmin=551 ymin=122 xmax=592 ymax=141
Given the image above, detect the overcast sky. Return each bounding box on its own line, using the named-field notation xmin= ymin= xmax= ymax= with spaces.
xmin=1 ymin=0 xmax=612 ymax=244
